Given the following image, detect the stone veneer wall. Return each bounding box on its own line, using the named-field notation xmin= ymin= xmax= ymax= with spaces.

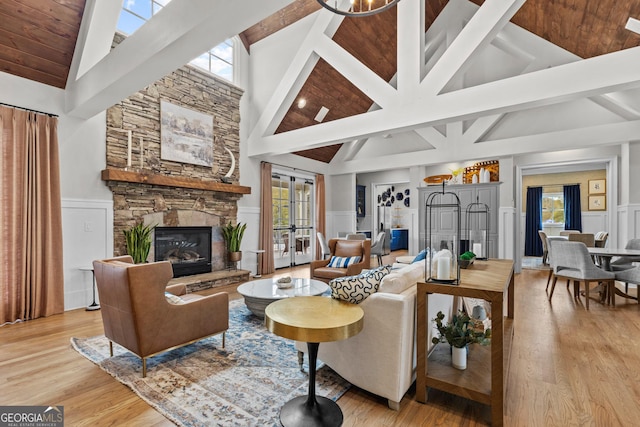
xmin=106 ymin=33 xmax=244 ymax=262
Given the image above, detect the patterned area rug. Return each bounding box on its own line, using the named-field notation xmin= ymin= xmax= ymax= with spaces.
xmin=71 ymin=300 xmax=350 ymax=426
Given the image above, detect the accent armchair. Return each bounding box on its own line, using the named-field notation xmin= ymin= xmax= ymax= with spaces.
xmin=310 ymin=238 xmax=371 ymax=283
xmin=92 ymin=256 xmax=229 ymax=377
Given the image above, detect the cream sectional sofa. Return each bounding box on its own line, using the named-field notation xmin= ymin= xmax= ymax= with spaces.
xmin=295 ymin=260 xmax=454 ymax=410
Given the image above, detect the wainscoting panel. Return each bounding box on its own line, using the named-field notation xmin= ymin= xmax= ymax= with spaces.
xmin=62 ymin=199 xmax=113 ymax=311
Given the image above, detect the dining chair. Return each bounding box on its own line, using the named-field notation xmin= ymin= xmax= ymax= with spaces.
xmin=614 ymin=266 xmax=640 ymax=305
xmin=317 ymin=232 xmax=331 ymax=260
xmin=370 ymin=231 xmax=386 ymax=266
xmin=594 ymin=231 xmax=608 ymax=248
xmin=538 ymin=230 xmax=549 ymax=265
xmin=337 ymin=231 xmax=350 ymax=238
xmin=346 ymin=233 xmax=367 ymax=240
xmin=549 ymin=240 xmax=616 ymax=309
xmin=559 ymin=230 xmax=581 ymax=237
xmin=567 ymin=233 xmax=595 ymax=247
xmin=610 ymin=238 xmax=640 ymax=272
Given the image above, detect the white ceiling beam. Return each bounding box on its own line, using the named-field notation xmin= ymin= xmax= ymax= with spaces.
xmin=420 ymin=0 xmax=525 ymax=96
xmin=462 ymin=114 xmax=505 ymax=144
xmin=396 ymin=0 xmax=424 ymax=95
xmin=66 ymin=0 xmax=122 ymax=86
xmin=247 ymin=8 xmax=344 ymax=149
xmin=66 ymin=0 xmax=293 ymax=118
xmin=314 ymin=34 xmax=396 ymax=108
xmin=249 ymin=45 xmax=640 ymax=156
xmin=327 ymin=120 xmax=640 ymax=174
xmin=414 ymin=127 xmax=445 ymax=148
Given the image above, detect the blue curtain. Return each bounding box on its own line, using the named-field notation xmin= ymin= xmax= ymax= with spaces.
xmin=525 ymin=187 xmax=543 ymax=256
xmin=564 ymin=184 xmax=582 ymax=231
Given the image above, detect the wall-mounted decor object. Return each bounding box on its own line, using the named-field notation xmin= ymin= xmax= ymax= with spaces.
xmin=356 ymin=185 xmax=366 ymax=217
xmin=589 ymin=195 xmax=606 ymax=211
xmin=160 ymin=100 xmax=214 ymax=167
xmin=464 ymin=160 xmax=499 ymax=183
xmin=588 ymin=179 xmax=606 ymax=195
xmin=424 ymin=174 xmax=452 ymax=185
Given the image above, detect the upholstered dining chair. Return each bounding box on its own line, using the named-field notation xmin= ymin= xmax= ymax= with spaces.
xmin=559 ymin=230 xmax=581 ymax=237
xmin=610 ymin=238 xmax=640 ymax=272
xmin=310 ymin=238 xmax=371 ymax=283
xmin=548 ymin=241 xmax=616 ymax=309
xmin=317 ymin=232 xmax=331 ymax=260
xmin=92 ymin=256 xmax=229 ymax=377
xmin=567 ymin=232 xmax=595 ymax=247
xmin=545 ymin=236 xmax=571 ymax=292
xmin=370 ymin=231 xmax=386 ymax=266
xmin=538 ymin=230 xmax=549 ymax=265
xmin=594 ymin=231 xmax=608 ymax=248
xmin=614 ymin=266 xmax=640 ymax=304
xmin=346 ymin=233 xmax=367 ymax=240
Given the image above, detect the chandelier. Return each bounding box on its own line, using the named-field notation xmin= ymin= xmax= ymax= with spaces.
xmin=316 ymin=0 xmax=401 ymax=17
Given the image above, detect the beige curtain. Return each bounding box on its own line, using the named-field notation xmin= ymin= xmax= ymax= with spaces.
xmin=0 ymin=106 xmax=64 ymax=324
xmin=259 ymin=162 xmax=274 ymax=275
xmin=315 ymin=174 xmax=326 ymax=259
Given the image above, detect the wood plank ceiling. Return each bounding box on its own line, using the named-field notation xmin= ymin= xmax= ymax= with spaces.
xmin=0 ymin=0 xmax=86 ymax=89
xmin=1 ymin=0 xmax=639 ymax=162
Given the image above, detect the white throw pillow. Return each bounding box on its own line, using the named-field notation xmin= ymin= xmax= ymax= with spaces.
xmin=327 ymin=255 xmax=361 ymax=268
xmin=329 ymin=265 xmax=391 ymax=304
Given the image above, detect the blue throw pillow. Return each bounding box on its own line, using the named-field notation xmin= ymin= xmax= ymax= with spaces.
xmin=327 ymin=255 xmax=361 ymax=268
xmin=412 ymin=248 xmax=428 ymax=263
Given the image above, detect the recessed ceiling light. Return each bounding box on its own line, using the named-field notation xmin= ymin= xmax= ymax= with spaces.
xmin=314 ymin=106 xmax=329 ymax=123
xmin=297 ymin=98 xmax=307 ymax=109
xmin=626 ymin=17 xmax=640 ymax=35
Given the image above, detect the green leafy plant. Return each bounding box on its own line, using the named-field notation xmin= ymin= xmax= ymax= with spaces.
xmin=221 ymin=222 xmax=247 ymax=252
xmin=123 ymin=223 xmax=156 ymax=264
xmin=432 ymin=310 xmax=491 ymax=348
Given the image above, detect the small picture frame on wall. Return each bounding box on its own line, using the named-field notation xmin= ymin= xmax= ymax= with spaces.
xmin=588 ymin=179 xmax=606 ymax=194
xmin=588 ymin=195 xmax=606 ymax=211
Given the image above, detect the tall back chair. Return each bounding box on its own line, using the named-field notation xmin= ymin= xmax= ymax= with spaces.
xmin=370 ymin=231 xmax=386 ymax=266
xmin=93 ymin=256 xmax=229 ymax=377
xmin=317 ymin=232 xmax=331 ymax=259
xmin=538 ymin=230 xmax=549 ymax=265
xmin=568 ymin=233 xmax=595 ymax=247
xmin=548 ymin=241 xmax=615 ymax=309
xmin=594 ymin=231 xmax=608 ymax=248
xmin=611 ymin=238 xmax=640 ymax=271
xmin=346 ymin=233 xmax=367 ymax=240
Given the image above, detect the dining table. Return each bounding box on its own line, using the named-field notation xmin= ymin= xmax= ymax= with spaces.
xmin=587 ymin=247 xmax=640 ymax=302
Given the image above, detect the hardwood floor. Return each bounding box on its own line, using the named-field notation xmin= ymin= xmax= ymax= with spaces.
xmin=2 ymin=257 xmax=639 ymax=426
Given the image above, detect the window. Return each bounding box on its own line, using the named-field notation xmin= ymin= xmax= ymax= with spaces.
xmin=542 ymin=192 xmax=564 ymax=225
xmin=117 ymin=0 xmax=234 ymax=83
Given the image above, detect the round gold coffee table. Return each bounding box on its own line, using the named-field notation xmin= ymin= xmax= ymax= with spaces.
xmin=265 ymin=296 xmax=364 ymax=427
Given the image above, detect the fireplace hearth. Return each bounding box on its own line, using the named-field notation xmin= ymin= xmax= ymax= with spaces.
xmin=155 ymin=226 xmax=212 ymax=277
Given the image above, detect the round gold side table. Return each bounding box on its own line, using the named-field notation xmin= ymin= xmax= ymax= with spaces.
xmin=265 ymin=296 xmax=364 ymax=427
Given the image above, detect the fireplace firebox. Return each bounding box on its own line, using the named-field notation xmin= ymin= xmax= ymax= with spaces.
xmin=154 ymin=226 xmax=212 ymax=277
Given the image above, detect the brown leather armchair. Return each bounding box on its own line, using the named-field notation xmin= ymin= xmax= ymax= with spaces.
xmin=92 ymin=255 xmax=229 ymax=377
xmin=310 ymin=238 xmax=371 ymax=283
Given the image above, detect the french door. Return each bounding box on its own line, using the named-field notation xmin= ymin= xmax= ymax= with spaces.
xmin=272 ymin=172 xmax=315 ymax=269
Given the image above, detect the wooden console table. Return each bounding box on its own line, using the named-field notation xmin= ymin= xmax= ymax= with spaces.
xmin=416 ymin=259 xmax=514 ymax=426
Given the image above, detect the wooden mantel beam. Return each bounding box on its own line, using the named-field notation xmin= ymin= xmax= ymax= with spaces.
xmin=101 ymin=169 xmax=251 ymax=195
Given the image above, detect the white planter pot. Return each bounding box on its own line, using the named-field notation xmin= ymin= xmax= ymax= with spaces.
xmin=452 ymin=346 xmax=467 ymax=370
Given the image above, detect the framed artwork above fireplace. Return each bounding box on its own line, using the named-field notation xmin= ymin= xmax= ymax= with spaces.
xmin=160 ymin=100 xmax=214 ymax=167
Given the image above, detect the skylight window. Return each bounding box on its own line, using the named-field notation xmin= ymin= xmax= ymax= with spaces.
xmin=117 ymin=0 xmax=234 ymax=83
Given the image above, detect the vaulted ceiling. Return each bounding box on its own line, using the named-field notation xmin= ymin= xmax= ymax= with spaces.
xmin=2 ymin=0 xmax=640 ymax=163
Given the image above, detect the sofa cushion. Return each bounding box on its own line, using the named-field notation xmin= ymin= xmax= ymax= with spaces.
xmin=412 ymin=248 xmax=428 ymax=263
xmin=164 ymin=292 xmax=185 ymax=305
xmin=379 ymin=260 xmax=425 ymax=294
xmin=327 ymin=255 xmax=361 ymax=268
xmin=329 ymin=265 xmax=391 ymax=304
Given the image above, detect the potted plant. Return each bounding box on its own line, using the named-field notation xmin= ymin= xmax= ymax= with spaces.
xmin=432 ymin=310 xmax=491 ymax=370
xmin=222 ymin=221 xmax=247 ymax=264
xmin=123 ymin=223 xmax=156 ymax=264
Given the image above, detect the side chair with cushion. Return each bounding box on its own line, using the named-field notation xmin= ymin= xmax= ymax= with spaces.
xmin=317 ymin=232 xmax=331 ymax=260
xmin=538 ymin=230 xmax=549 ymax=265
xmin=548 ymin=241 xmax=616 ymax=309
xmin=346 ymin=233 xmax=367 ymax=240
xmin=567 ymin=232 xmax=595 ymax=247
xmin=370 ymin=231 xmax=386 ymax=266
xmin=559 ymin=230 xmax=581 ymax=237
xmin=610 ymin=238 xmax=640 ymax=272
xmin=310 ymin=238 xmax=371 ymax=283
xmin=614 ymin=266 xmax=640 ymax=304
xmin=92 ymin=256 xmax=229 ymax=377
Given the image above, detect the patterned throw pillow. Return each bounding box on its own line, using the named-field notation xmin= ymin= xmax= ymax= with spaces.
xmin=329 ymin=265 xmax=392 ymax=304
xmin=327 ymin=255 xmax=361 ymax=268
xmin=165 ymin=292 xmax=185 ymax=305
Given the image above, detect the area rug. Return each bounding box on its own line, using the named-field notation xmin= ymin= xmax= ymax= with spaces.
xmin=71 ymin=300 xmax=350 ymax=426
